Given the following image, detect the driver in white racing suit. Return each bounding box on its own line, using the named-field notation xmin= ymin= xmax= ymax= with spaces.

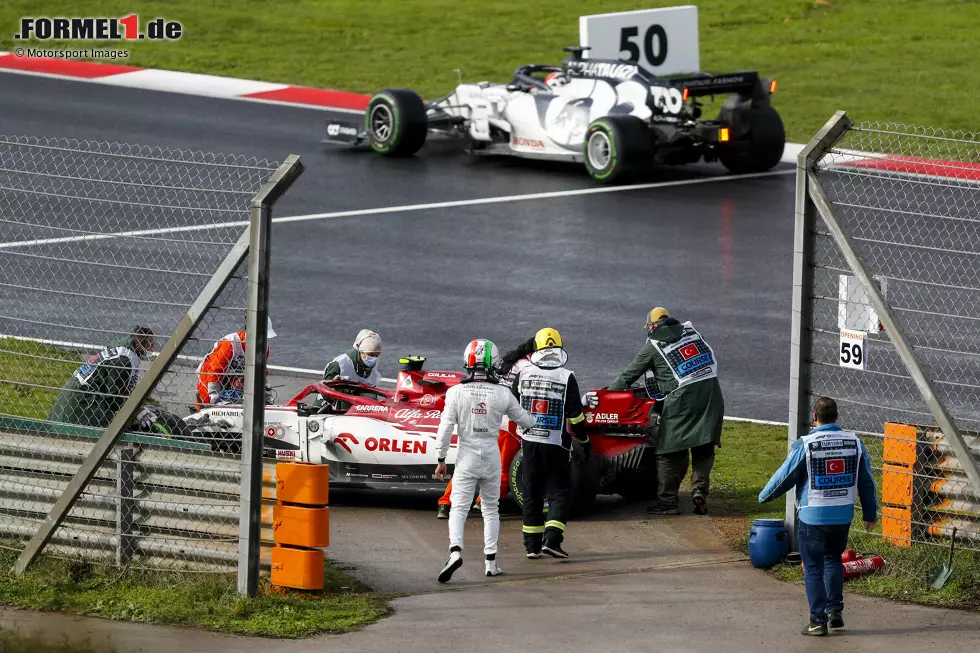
xmin=434 ymin=339 xmax=537 ymax=583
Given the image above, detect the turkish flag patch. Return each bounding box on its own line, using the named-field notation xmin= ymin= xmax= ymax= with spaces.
xmin=825 ymin=458 xmax=845 ymax=474
xmin=679 ymin=343 xmax=700 ymax=360
xmin=531 ymin=399 xmax=550 ymax=414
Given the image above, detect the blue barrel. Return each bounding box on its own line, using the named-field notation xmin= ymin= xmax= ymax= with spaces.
xmin=748 ymin=519 xmax=789 ymax=568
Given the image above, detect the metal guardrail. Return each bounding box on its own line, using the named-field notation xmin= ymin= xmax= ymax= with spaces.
xmin=0 ymin=417 xmax=278 ymax=570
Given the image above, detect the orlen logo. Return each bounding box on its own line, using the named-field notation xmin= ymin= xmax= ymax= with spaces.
xmin=512 ymin=136 xmax=545 ymax=149
xmin=14 ymin=15 xmax=183 ymax=41
xmin=472 ymin=402 xmax=488 ymax=415
xmin=365 ymin=437 xmax=427 ymax=454
xmin=334 ymin=432 xmax=360 ymax=454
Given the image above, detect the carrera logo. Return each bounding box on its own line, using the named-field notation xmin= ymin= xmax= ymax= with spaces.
xmin=531 ymin=399 xmax=550 ymax=414
xmin=354 ymin=405 xmax=388 ymax=413
xmin=588 ymin=412 xmax=620 ymax=424
xmin=679 ymin=343 xmax=700 ymax=360
xmin=365 ymin=437 xmax=427 ymax=454
xmin=826 ymin=458 xmax=845 ymax=474
xmin=472 ymin=402 xmax=488 ymax=415
xmin=512 ymin=136 xmax=545 ymax=149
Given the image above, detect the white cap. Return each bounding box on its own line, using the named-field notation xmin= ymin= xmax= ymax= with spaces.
xmin=267 ymin=317 xmax=277 ymax=339
xmin=354 ymin=329 xmax=382 ymax=354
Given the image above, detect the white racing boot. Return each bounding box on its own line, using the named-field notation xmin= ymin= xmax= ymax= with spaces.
xmin=438 ymin=548 xmax=463 ymax=584
xmin=484 ymin=559 xmax=503 ymax=577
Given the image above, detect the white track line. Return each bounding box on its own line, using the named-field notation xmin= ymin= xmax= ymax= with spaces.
xmin=1 ymin=334 xmax=787 ymax=425
xmin=0 ymin=168 xmax=795 ymax=249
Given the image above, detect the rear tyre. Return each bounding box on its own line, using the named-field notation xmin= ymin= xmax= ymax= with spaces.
xmin=509 ymin=448 xmax=600 ymax=517
xmin=509 ymin=448 xmax=526 ymax=510
xmin=718 ymin=105 xmax=786 ymax=174
xmin=570 ymin=457 xmax=601 ymax=517
xmin=365 ymin=88 xmax=428 ymax=157
xmin=583 ymin=115 xmax=652 ymax=184
xmin=612 ymin=446 xmax=658 ymax=501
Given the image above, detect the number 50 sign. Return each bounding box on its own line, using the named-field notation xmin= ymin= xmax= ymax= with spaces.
xmin=579 ymin=6 xmax=700 ymax=76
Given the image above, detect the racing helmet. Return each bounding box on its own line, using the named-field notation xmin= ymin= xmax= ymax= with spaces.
xmin=462 ymin=339 xmax=499 ymax=371
xmin=545 ymin=71 xmax=569 ymax=90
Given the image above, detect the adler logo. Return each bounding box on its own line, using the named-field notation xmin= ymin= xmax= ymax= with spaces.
xmin=512 ymin=136 xmax=545 ymax=149
xmin=587 ymin=412 xmax=620 ymax=424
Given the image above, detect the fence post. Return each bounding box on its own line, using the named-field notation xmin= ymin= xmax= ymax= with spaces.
xmin=786 ymin=111 xmax=852 ymax=548
xmin=238 ymin=155 xmax=304 ymax=598
xmin=806 ymin=174 xmax=980 ymax=497
xmin=115 ymin=445 xmax=137 ymax=566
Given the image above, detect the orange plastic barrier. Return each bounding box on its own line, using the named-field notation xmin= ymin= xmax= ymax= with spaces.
xmin=269 ymin=462 xmax=330 ymax=590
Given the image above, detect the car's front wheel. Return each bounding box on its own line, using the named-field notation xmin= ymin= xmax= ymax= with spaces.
xmin=365 ymin=88 xmax=428 ymax=157
xmin=583 ymin=115 xmax=652 ymax=183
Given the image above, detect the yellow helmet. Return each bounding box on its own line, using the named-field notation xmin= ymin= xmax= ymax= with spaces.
xmin=534 ymin=327 xmax=563 ymax=350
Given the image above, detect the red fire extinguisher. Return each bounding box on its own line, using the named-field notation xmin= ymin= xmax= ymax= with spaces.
xmin=800 ymin=549 xmax=886 ymax=579
xmin=841 ymin=549 xmax=886 ymax=579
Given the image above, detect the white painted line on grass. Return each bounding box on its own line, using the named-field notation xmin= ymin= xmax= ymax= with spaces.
xmin=0 ymin=167 xmax=795 ymax=250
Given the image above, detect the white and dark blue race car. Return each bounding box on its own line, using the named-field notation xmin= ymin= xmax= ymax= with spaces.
xmin=323 ymin=46 xmax=785 ymax=183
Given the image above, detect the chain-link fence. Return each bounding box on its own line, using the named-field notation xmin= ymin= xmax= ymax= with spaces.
xmin=0 ymin=135 xmax=300 ymax=592
xmin=790 ymin=112 xmax=980 ymax=585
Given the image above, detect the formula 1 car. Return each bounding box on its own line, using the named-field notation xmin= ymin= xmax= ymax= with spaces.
xmin=323 ymin=46 xmax=784 ymax=183
xmin=183 ymin=356 xmax=660 ymax=513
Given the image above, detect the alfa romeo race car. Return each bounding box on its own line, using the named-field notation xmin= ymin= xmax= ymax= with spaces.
xmin=183 ymin=356 xmax=659 ymax=513
xmin=323 ymin=46 xmax=785 ymax=183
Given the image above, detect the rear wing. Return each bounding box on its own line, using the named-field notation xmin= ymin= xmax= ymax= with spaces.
xmin=671 ymin=71 xmax=776 ymax=105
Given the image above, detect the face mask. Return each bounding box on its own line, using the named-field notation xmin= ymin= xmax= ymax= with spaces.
xmin=362 ymin=356 xmax=378 ymax=368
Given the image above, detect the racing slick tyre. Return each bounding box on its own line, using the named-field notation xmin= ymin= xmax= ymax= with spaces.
xmin=583 ymin=115 xmax=652 ymax=184
xmin=509 ymin=448 xmax=526 ymax=510
xmin=718 ymin=105 xmax=786 ymax=174
xmin=509 ymin=449 xmax=601 ymax=517
xmin=365 ymin=88 xmax=428 ymax=157
xmin=569 ymin=457 xmax=601 ymax=517
xmin=611 ymin=448 xmax=658 ymax=501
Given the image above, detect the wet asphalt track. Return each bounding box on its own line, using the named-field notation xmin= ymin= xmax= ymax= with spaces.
xmin=0 ymin=72 xmax=798 ymax=421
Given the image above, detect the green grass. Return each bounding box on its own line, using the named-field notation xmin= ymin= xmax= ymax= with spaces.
xmin=709 ymin=420 xmax=980 ymax=611
xmin=3 ymin=1 xmax=979 ymax=142
xmin=0 ymin=549 xmax=391 ymax=638
xmin=0 ymin=339 xmax=79 ymax=420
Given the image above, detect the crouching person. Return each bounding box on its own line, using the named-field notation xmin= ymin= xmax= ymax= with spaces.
xmin=434 ymin=339 xmax=537 ymax=583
